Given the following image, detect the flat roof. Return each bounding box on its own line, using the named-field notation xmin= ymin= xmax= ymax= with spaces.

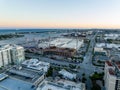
xmin=22 ymin=59 xmax=50 ymax=72
xmin=0 ymin=74 xmax=8 ymax=81
xmin=37 ymin=80 xmax=84 ymax=90
xmin=0 ymin=77 xmax=35 ymax=90
xmin=6 ymin=67 xmax=44 ymax=83
xmin=95 ymin=43 xmax=120 ymax=50
xmin=59 ymin=69 xmax=76 ymax=79
xmin=38 ymin=83 xmax=68 ymax=90
xmin=0 ymin=44 xmax=23 ymax=51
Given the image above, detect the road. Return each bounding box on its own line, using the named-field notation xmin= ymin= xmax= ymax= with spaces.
xmin=77 ymin=31 xmax=103 ymax=90
xmin=25 ymin=53 xmax=78 ymax=66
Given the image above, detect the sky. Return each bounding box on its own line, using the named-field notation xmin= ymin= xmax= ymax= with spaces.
xmin=0 ymin=0 xmax=120 ymax=29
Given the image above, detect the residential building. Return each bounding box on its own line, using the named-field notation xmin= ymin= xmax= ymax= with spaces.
xmin=11 ymin=45 xmax=25 ymax=64
xmin=0 ymin=44 xmax=25 ymax=67
xmin=104 ymin=60 xmax=120 ymax=90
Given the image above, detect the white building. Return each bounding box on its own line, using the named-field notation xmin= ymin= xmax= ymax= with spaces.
xmin=0 ymin=44 xmax=25 ymax=67
xmin=95 ymin=43 xmax=120 ymax=50
xmin=59 ymin=69 xmax=76 ymax=80
xmin=37 ymin=79 xmax=86 ymax=90
xmin=11 ymin=45 xmax=25 ymax=64
xmin=104 ymin=60 xmax=120 ymax=90
xmin=104 ymin=34 xmax=120 ymax=40
xmin=22 ymin=59 xmax=50 ymax=72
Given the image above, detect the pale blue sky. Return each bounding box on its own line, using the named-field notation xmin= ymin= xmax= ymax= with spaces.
xmin=0 ymin=0 xmax=120 ymax=28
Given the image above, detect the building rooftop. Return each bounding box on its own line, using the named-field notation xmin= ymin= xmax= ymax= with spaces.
xmin=104 ymin=34 xmax=120 ymax=40
xmin=37 ymin=79 xmax=85 ymax=90
xmin=0 ymin=73 xmax=8 ymax=81
xmin=6 ymin=66 xmax=44 ymax=84
xmin=0 ymin=44 xmax=23 ymax=51
xmin=106 ymin=61 xmax=120 ymax=77
xmin=22 ymin=59 xmax=50 ymax=72
xmin=59 ymin=69 xmax=76 ymax=80
xmin=106 ymin=61 xmax=112 ymax=66
xmin=95 ymin=43 xmax=120 ymax=50
xmin=109 ymin=68 xmax=115 ymax=75
xmin=0 ymin=74 xmax=35 ymax=90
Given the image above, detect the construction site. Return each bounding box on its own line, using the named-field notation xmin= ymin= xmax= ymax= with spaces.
xmin=24 ymin=37 xmax=84 ymax=58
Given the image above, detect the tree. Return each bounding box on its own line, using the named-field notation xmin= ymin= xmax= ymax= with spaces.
xmin=91 ymin=80 xmax=101 ymax=90
xmin=46 ymin=67 xmax=53 ymax=77
xmin=82 ymin=77 xmax=87 ymax=83
xmin=82 ymin=73 xmax=85 ymax=76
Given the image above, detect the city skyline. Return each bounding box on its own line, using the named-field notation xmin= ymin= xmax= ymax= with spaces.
xmin=0 ymin=0 xmax=120 ymax=29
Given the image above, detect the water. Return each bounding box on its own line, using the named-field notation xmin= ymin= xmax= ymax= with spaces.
xmin=0 ymin=29 xmax=62 ymax=45
xmin=0 ymin=29 xmax=59 ymax=34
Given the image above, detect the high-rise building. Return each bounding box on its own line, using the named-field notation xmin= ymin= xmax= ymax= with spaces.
xmin=0 ymin=44 xmax=25 ymax=67
xmin=0 ymin=48 xmax=11 ymax=66
xmin=104 ymin=60 xmax=120 ymax=90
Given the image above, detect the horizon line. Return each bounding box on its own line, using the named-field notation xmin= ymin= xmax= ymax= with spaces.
xmin=0 ymin=27 xmax=120 ymax=30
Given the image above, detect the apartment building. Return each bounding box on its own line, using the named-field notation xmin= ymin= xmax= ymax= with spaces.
xmin=0 ymin=44 xmax=25 ymax=67
xmin=104 ymin=60 xmax=120 ymax=90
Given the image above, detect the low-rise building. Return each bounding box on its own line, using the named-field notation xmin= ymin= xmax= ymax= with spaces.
xmin=22 ymin=59 xmax=50 ymax=72
xmin=6 ymin=66 xmax=45 ymax=87
xmin=94 ymin=47 xmax=107 ymax=55
xmin=95 ymin=43 xmax=120 ymax=51
xmin=0 ymin=73 xmax=35 ymax=90
xmin=37 ymin=79 xmax=85 ymax=90
xmin=59 ymin=69 xmax=76 ymax=80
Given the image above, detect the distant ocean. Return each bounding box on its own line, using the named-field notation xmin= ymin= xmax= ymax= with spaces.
xmin=0 ymin=29 xmax=62 ymax=45
xmin=0 ymin=29 xmax=59 ymax=34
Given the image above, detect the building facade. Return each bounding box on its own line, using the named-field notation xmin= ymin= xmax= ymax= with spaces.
xmin=0 ymin=44 xmax=25 ymax=67
xmin=104 ymin=61 xmax=120 ymax=90
xmin=43 ymin=46 xmax=76 ymax=58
